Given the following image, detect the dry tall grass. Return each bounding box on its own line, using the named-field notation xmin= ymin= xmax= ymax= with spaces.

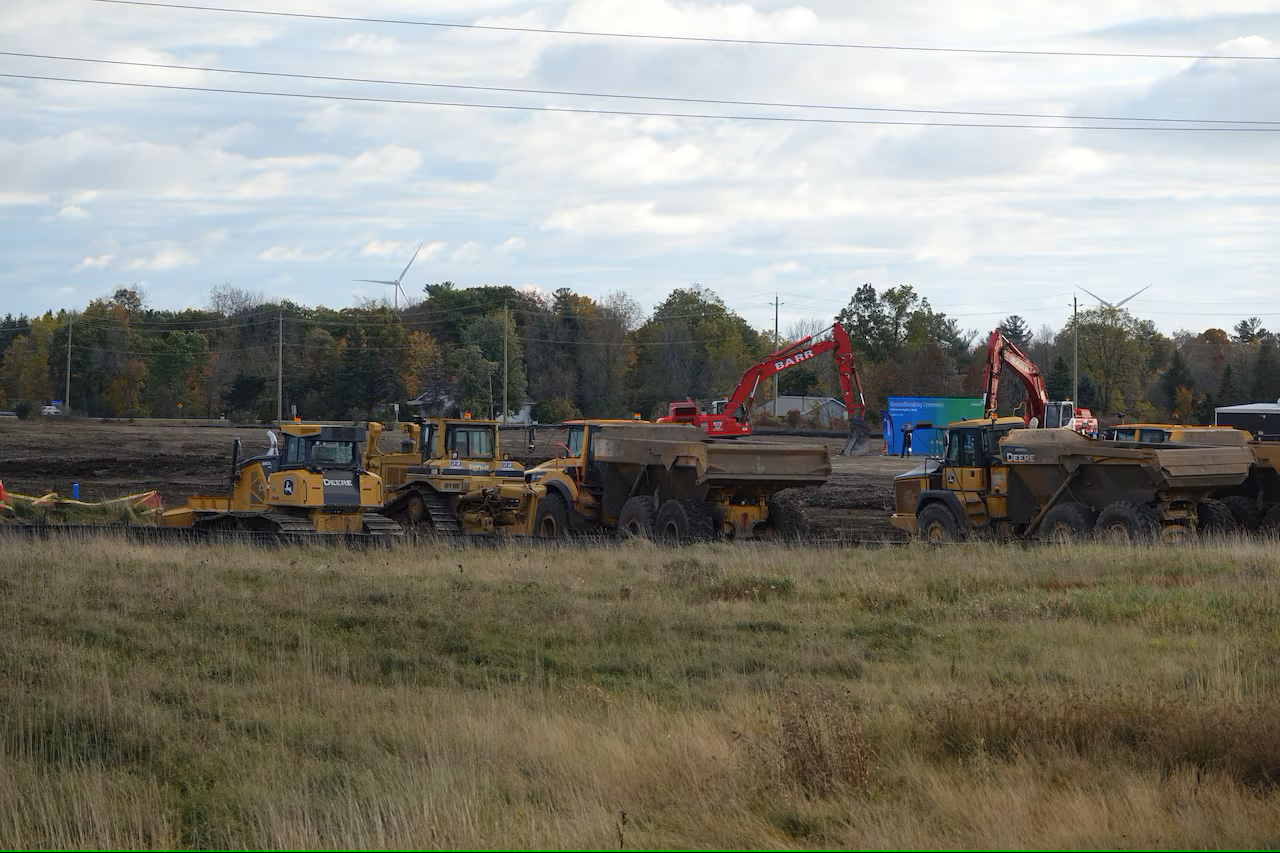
xmin=1 ymin=533 xmax=1279 ymax=847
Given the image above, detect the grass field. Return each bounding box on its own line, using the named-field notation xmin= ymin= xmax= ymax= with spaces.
xmin=1 ymin=534 xmax=1278 ymax=849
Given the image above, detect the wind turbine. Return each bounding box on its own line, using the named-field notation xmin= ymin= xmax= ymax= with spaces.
xmin=1078 ymin=283 xmax=1152 ymax=309
xmin=355 ymin=243 xmax=421 ymax=310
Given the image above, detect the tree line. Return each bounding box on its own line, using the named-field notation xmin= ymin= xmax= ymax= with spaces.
xmin=0 ymin=282 xmax=1274 ymax=426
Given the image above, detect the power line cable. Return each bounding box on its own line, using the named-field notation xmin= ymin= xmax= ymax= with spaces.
xmin=89 ymin=0 xmax=1280 ymax=62
xmin=4 ymin=51 xmax=1275 ymax=126
xmin=8 ymin=72 xmax=1280 ymax=132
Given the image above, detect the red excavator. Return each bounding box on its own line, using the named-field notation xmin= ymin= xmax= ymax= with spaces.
xmin=657 ymin=322 xmax=873 ymax=455
xmin=982 ymin=329 xmax=1098 ymax=436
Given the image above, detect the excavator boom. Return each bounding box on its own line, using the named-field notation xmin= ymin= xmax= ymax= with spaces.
xmin=658 ymin=322 xmax=872 ymax=455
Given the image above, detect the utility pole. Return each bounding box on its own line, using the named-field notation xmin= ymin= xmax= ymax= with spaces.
xmin=773 ymin=294 xmax=781 ymax=416
xmin=502 ymin=301 xmax=508 ymax=425
xmin=277 ymin=308 xmax=283 ymax=426
xmin=64 ymin=312 xmax=72 ymax=413
xmin=1073 ymin=296 xmax=1079 ymax=405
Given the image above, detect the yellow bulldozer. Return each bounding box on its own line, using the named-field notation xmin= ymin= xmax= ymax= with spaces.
xmin=163 ymin=422 xmax=402 ymax=537
xmin=364 ymin=417 xmax=544 ymax=535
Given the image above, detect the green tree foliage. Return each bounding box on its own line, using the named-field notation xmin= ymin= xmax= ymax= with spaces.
xmin=460 ymin=311 xmax=527 ymax=418
xmin=532 ymin=394 xmax=582 ymax=424
xmin=1160 ymin=348 xmax=1194 ymax=410
xmin=1045 ymin=356 xmax=1072 ymax=401
xmin=448 ymin=344 xmax=498 ymax=418
xmin=1233 ymin=317 xmax=1269 ymax=343
xmin=1218 ymin=363 xmax=1244 ymax=407
xmin=1252 ymin=340 xmax=1280 ymax=403
xmin=1057 ymin=307 xmax=1162 ymax=414
xmin=998 ymin=315 xmax=1032 ymax=348
xmin=630 ymin=286 xmax=763 ymax=415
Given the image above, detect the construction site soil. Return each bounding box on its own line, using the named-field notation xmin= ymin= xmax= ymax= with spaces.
xmin=0 ymin=419 xmax=917 ymax=542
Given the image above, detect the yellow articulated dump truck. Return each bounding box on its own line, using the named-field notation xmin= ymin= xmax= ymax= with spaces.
xmin=364 ymin=417 xmax=544 ymax=535
xmin=891 ymin=418 xmax=1254 ymax=542
xmin=163 ymin=423 xmax=402 ymax=537
xmin=1102 ymin=423 xmax=1280 ymax=533
xmin=524 ymin=420 xmax=829 ymax=541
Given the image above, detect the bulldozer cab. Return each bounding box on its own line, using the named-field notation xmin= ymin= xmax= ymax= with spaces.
xmin=278 ymin=425 xmax=364 ymax=471
xmin=443 ymin=422 xmax=496 ymax=461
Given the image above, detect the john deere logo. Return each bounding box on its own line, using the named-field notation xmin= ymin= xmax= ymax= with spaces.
xmin=283 ymin=478 xmax=294 ymax=496
xmin=323 ymin=477 xmax=353 ymax=487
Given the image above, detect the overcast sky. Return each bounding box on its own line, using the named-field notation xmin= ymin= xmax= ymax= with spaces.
xmin=2 ymin=0 xmax=1279 ymax=338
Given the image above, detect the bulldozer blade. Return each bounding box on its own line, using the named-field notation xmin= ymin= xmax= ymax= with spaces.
xmin=841 ymin=419 xmax=872 ymax=456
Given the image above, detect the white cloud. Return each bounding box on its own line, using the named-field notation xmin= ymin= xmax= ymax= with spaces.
xmin=73 ymin=253 xmax=115 ymax=271
xmin=125 ymin=247 xmax=197 ymax=271
xmin=1 ymin=0 xmax=1278 ymax=334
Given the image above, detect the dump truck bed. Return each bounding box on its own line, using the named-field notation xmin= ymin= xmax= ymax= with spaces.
xmin=590 ymin=423 xmax=830 ymax=489
xmin=1000 ymin=428 xmax=1254 ymax=493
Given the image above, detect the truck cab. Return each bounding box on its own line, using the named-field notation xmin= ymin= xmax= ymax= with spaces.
xmin=891 ymin=417 xmax=1026 ymax=539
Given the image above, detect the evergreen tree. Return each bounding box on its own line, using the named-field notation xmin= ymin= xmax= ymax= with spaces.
xmin=1160 ymin=348 xmax=1194 ymax=408
xmin=1218 ymin=363 xmax=1243 ymax=406
xmin=997 ymin=315 xmax=1032 ymax=348
xmin=1252 ymin=341 xmax=1280 ymax=403
xmin=1045 ymin=356 xmax=1072 ymax=400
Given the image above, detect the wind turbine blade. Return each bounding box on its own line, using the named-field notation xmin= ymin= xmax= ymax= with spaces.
xmin=355 ymin=279 xmax=398 ymax=285
xmin=1077 ymin=286 xmax=1113 ymax=308
xmin=1113 ymin=283 xmax=1153 ymax=309
xmin=397 ymin=242 xmax=423 ymax=283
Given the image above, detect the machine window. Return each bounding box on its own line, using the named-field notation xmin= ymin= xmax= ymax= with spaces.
xmin=311 ymin=441 xmax=354 ymax=466
xmin=566 ymin=425 xmax=584 ymax=457
xmin=446 ymin=426 xmax=495 ymax=458
xmin=282 ymin=435 xmax=307 ymax=467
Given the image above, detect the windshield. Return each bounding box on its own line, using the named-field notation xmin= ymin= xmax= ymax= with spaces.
xmin=445 ymin=425 xmax=495 ymax=459
xmin=310 ymin=440 xmax=355 ymax=467
xmin=566 ymin=425 xmax=584 ymax=457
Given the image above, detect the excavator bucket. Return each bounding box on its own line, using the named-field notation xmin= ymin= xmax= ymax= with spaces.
xmin=841 ymin=418 xmax=872 ymax=456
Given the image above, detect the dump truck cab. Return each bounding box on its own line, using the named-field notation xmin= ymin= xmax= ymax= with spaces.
xmin=891 ymin=417 xmax=1026 ymax=539
xmin=366 ymin=417 xmax=541 ymax=535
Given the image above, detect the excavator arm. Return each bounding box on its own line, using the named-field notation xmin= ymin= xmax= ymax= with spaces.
xmin=674 ymin=323 xmax=872 ymax=455
xmin=981 ymin=330 xmax=1048 ymax=424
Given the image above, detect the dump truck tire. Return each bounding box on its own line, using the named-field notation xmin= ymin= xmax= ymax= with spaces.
xmin=841 ymin=418 xmax=872 ymax=456
xmin=1221 ymin=496 xmax=1263 ymax=532
xmin=655 ymin=498 xmax=717 ymax=543
xmin=533 ymin=493 xmax=569 ymax=538
xmin=1263 ymin=505 xmax=1280 ymax=534
xmin=767 ymin=492 xmax=811 ymax=541
xmin=1039 ymin=502 xmax=1095 ymax=542
xmin=1196 ymin=499 xmax=1239 ymax=537
xmin=617 ymin=496 xmax=657 ymax=540
xmin=1096 ymin=501 xmax=1160 ymax=543
xmin=917 ymin=503 xmax=963 ymax=542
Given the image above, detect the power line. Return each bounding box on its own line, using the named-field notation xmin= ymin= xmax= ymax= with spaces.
xmin=89 ymin=0 xmax=1280 ymax=62
xmin=5 ymin=50 xmax=1276 ymax=126
xmin=9 ymin=72 xmax=1279 ymax=132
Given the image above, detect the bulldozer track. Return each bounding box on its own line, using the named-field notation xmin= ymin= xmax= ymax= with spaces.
xmin=420 ymin=490 xmax=463 ymax=534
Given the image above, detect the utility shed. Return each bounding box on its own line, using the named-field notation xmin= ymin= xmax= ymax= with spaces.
xmin=1215 ymin=401 xmax=1280 ymax=441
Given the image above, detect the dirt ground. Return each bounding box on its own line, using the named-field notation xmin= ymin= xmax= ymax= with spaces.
xmin=0 ymin=419 xmax=919 ymax=542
